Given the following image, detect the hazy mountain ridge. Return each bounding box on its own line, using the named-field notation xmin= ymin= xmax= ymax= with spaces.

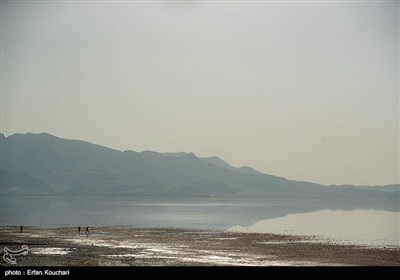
xmin=201 ymin=156 xmax=260 ymax=174
xmin=0 ymin=133 xmax=398 ymax=201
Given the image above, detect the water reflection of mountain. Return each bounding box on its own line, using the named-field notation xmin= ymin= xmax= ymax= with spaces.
xmin=1 ymin=196 xmax=397 ymax=229
xmin=1 ymin=133 xmax=398 ymax=228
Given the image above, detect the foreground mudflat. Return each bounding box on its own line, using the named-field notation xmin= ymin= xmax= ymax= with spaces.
xmin=0 ymin=227 xmax=399 ymax=266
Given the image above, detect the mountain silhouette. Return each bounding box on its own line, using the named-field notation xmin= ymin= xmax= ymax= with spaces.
xmin=1 ymin=133 xmax=398 ymax=202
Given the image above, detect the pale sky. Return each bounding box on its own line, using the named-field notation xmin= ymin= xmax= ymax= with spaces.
xmin=1 ymin=1 xmax=398 ymax=186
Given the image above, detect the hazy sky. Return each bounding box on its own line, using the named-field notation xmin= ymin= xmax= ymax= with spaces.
xmin=1 ymin=1 xmax=398 ymax=186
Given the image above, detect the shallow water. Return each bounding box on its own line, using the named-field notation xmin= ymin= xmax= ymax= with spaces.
xmin=228 ymin=209 xmax=400 ymax=247
xmin=0 ymin=196 xmax=395 ymax=231
xmin=68 ymin=234 xmax=318 ymax=266
xmin=1 ymin=196 xmax=398 ymax=248
xmin=30 ymin=247 xmax=73 ymax=255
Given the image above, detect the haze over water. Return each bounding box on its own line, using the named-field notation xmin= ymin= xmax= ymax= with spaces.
xmin=1 ymin=1 xmax=398 ymax=255
xmin=229 ymin=209 xmax=400 ymax=247
xmin=2 ymin=196 xmax=398 ymax=247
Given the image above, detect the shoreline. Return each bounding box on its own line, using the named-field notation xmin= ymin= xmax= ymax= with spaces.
xmin=1 ymin=226 xmax=399 ymax=266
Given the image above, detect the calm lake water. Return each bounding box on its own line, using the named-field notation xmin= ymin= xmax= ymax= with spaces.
xmin=228 ymin=209 xmax=399 ymax=247
xmin=1 ymin=196 xmax=398 ymax=247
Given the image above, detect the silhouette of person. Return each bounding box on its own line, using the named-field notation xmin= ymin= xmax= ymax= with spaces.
xmin=78 ymin=226 xmax=81 ymax=235
xmin=20 ymin=226 xmax=23 ymax=233
xmin=85 ymin=227 xmax=89 ymax=236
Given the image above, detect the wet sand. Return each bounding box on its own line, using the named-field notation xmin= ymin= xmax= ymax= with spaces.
xmin=0 ymin=226 xmax=399 ymax=266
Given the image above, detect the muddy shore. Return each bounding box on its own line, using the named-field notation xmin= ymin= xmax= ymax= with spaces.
xmin=0 ymin=226 xmax=399 ymax=266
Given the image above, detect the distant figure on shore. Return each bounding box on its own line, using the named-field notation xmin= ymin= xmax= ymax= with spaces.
xmin=78 ymin=226 xmax=81 ymax=235
xmin=20 ymin=226 xmax=23 ymax=233
xmin=85 ymin=227 xmax=89 ymax=236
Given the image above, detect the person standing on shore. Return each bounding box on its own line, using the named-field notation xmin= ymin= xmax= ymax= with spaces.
xmin=85 ymin=227 xmax=89 ymax=236
xmin=78 ymin=226 xmax=81 ymax=235
xmin=20 ymin=226 xmax=23 ymax=233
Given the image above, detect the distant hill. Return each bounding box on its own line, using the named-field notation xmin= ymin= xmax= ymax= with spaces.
xmin=202 ymin=156 xmax=260 ymax=174
xmin=164 ymin=152 xmax=190 ymax=157
xmin=0 ymin=133 xmax=398 ymax=201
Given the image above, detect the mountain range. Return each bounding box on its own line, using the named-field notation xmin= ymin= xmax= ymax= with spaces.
xmin=0 ymin=133 xmax=398 ymax=202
